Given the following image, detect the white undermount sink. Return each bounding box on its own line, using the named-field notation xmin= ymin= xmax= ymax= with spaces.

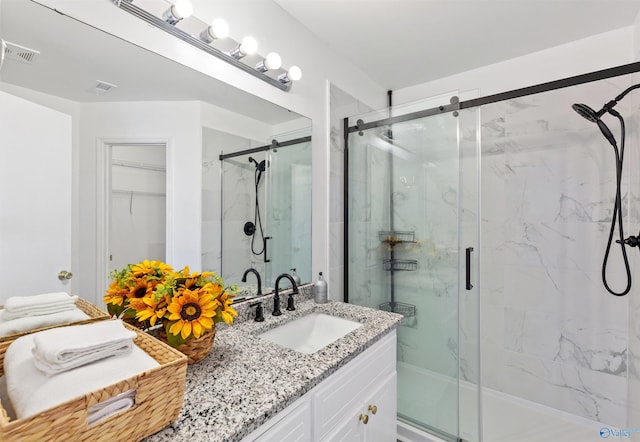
xmin=258 ymin=312 xmax=362 ymax=354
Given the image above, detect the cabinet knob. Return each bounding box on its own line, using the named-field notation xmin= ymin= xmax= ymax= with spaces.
xmin=358 ymin=413 xmax=369 ymax=425
xmin=368 ymin=405 xmax=378 ymax=415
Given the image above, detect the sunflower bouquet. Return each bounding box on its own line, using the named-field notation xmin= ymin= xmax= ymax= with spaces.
xmin=104 ymin=260 xmax=237 ymax=348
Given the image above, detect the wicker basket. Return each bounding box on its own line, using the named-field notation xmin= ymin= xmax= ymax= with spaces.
xmin=159 ymin=325 xmax=216 ymax=365
xmin=0 ymin=321 xmax=188 ymax=441
xmin=0 ymin=298 xmax=111 ymax=343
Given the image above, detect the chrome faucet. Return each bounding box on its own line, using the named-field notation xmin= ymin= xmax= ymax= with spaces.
xmin=273 ymin=273 xmax=299 ymax=316
xmin=241 ymin=268 xmax=262 ymax=297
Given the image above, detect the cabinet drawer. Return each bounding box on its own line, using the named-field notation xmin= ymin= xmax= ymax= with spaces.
xmin=313 ymin=331 xmax=396 ymax=439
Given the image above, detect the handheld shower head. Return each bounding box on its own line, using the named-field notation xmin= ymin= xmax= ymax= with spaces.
xmin=571 ymin=103 xmax=617 ymax=147
xmin=248 ymin=157 xmax=267 ymax=172
xmin=571 ymin=103 xmax=600 ymax=123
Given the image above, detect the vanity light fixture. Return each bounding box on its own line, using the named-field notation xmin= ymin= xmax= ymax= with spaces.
xmin=162 ymin=0 xmax=193 ymax=25
xmin=229 ymin=36 xmax=258 ymax=60
xmin=199 ymin=18 xmax=229 ymax=43
xmin=256 ymin=52 xmax=282 ymax=73
xmin=277 ymin=65 xmax=302 ymax=84
xmin=112 ymin=0 xmax=300 ymax=91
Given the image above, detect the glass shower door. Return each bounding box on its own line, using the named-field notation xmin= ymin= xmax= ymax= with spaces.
xmin=264 ymin=139 xmax=313 ymax=287
xmin=346 ymin=98 xmax=479 ymax=441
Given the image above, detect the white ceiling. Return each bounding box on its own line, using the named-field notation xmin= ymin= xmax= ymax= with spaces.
xmin=274 ymin=0 xmax=640 ymax=90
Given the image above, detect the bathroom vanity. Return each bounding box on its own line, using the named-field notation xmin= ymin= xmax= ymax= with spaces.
xmin=143 ymin=289 xmax=402 ymax=442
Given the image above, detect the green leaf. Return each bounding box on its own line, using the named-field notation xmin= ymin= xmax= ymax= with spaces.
xmin=164 ymin=321 xmax=187 ymax=347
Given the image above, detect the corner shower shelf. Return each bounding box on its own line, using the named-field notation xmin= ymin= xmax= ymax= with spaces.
xmin=383 ymin=259 xmax=418 ymax=272
xmin=378 ymin=230 xmax=416 ymax=246
xmin=379 ymin=301 xmax=416 ymax=319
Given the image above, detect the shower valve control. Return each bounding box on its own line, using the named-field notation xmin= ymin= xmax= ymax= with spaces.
xmin=617 ymin=233 xmax=640 ymax=248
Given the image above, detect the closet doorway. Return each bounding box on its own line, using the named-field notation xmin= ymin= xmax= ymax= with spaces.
xmin=108 ymin=143 xmax=167 ymax=274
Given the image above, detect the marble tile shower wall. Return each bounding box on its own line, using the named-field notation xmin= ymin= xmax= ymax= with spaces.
xmin=328 ymin=85 xmax=375 ymax=298
xmin=479 ymin=80 xmax=638 ymax=426
xmin=202 ymin=129 xmax=263 ymax=282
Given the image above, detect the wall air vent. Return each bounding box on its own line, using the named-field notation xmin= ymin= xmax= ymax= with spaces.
xmin=3 ymin=41 xmax=40 ymax=64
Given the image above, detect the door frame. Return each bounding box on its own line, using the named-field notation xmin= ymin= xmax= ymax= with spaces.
xmin=96 ymin=137 xmax=172 ymax=306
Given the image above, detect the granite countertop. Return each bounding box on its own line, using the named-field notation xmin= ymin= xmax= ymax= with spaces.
xmin=144 ymin=285 xmax=402 ymax=442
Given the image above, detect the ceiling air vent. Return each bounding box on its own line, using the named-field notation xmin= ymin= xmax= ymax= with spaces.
xmin=3 ymin=41 xmax=40 ymax=64
xmin=93 ymin=80 xmax=118 ymax=95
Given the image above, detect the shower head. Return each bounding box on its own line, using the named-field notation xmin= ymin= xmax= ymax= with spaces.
xmin=248 ymin=157 xmax=267 ymax=172
xmin=572 ymin=103 xmax=600 ymax=123
xmin=572 ymin=103 xmax=617 ymax=148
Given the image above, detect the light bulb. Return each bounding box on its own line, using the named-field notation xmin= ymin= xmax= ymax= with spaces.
xmin=211 ymin=18 xmax=229 ymax=39
xmin=278 ymin=65 xmax=302 ymax=84
xmin=163 ymin=0 xmax=193 ymax=25
xmin=229 ymin=36 xmax=258 ymax=59
xmin=200 ymin=18 xmax=229 ymax=43
xmin=256 ymin=52 xmax=282 ymax=72
xmin=173 ymin=0 xmax=193 ymax=19
xmin=240 ymin=36 xmax=258 ymax=55
xmin=288 ymin=65 xmax=302 ymax=81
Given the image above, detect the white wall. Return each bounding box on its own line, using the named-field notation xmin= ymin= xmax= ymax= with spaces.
xmin=393 ymin=27 xmax=634 ymax=107
xmin=34 ymin=0 xmax=388 ymax=297
xmin=78 ymin=100 xmax=201 ymax=306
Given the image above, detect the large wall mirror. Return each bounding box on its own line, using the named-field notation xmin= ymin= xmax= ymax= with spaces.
xmin=0 ymin=0 xmax=311 ymax=305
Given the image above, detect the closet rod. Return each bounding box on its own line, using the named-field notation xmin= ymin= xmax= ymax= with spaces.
xmin=112 ymin=189 xmax=166 ymax=197
xmin=112 ymin=159 xmax=166 ymax=172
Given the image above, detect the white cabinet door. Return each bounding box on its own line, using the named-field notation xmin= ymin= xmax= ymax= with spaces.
xmin=250 ymin=399 xmax=311 ymax=442
xmin=0 ymin=91 xmax=72 ymax=301
xmin=364 ymin=372 xmax=397 ymax=441
xmin=321 ymin=413 xmax=363 ymax=442
xmin=322 ymin=371 xmax=397 ymax=442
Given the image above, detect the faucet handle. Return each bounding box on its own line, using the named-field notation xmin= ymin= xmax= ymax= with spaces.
xmin=249 ymin=301 xmax=265 ymax=322
xmin=286 ymin=292 xmax=297 ymax=311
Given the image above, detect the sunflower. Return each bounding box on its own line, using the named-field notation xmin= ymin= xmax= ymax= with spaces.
xmin=104 ymin=281 xmax=129 ymax=307
xmin=167 ymin=288 xmax=219 ymax=340
xmin=126 ymin=278 xmax=155 ymax=300
xmin=133 ymin=294 xmax=168 ymax=326
xmin=216 ymin=287 xmax=238 ymax=324
xmin=130 ymin=260 xmax=173 ymax=279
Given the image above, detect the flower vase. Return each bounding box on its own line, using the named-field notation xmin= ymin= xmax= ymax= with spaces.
xmin=160 ymin=325 xmax=216 ymax=364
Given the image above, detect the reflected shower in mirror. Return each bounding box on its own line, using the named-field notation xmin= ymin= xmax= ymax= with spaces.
xmin=203 ymin=128 xmax=312 ymax=301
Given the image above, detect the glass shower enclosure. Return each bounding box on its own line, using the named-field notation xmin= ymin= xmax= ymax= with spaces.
xmin=346 ymin=63 xmax=640 ymax=442
xmin=218 ymin=136 xmax=312 ymax=292
xmin=345 ymin=94 xmax=481 ymax=442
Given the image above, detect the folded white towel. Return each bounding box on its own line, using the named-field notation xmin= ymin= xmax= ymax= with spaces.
xmin=87 ymin=390 xmax=135 ymax=426
xmin=3 ymin=293 xmax=78 ymax=320
xmin=0 ymin=308 xmax=90 ymax=337
xmin=5 ymin=333 xmax=159 ymax=419
xmin=31 ymin=320 xmax=137 ymax=375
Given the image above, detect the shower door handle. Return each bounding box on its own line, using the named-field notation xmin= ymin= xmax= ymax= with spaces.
xmin=465 ymin=247 xmax=474 ymax=290
xmin=264 ymin=236 xmax=271 ymax=263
